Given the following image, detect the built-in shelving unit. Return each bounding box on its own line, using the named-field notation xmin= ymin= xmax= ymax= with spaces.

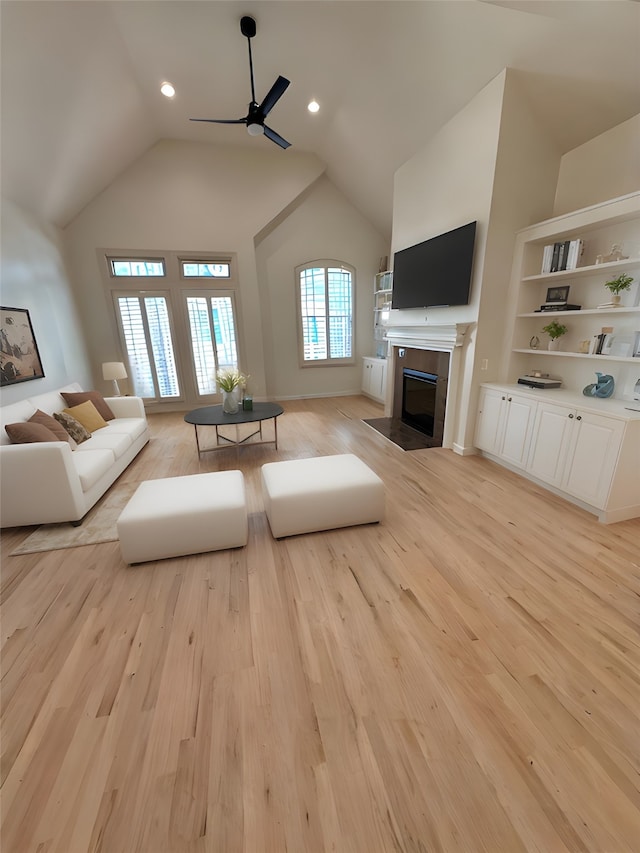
xmin=473 ymin=193 xmax=640 ymax=523
xmin=362 ymin=271 xmax=392 ymax=402
xmin=505 ymin=192 xmax=640 ymax=392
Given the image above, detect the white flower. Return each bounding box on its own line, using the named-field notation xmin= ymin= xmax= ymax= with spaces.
xmin=216 ymin=368 xmax=249 ymax=392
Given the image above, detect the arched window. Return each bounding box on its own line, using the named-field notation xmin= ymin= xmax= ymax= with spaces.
xmin=295 ymin=261 xmax=354 ymax=365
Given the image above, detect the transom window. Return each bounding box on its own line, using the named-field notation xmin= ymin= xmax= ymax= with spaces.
xmin=296 ymin=261 xmax=354 ymax=365
xmin=181 ymin=260 xmax=230 ymax=279
xmin=109 ymin=258 xmax=165 ymax=277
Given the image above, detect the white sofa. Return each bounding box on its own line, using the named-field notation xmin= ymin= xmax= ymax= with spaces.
xmin=1 ymin=383 xmax=150 ymax=528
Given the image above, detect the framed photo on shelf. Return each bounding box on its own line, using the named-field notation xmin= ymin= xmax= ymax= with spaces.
xmin=0 ymin=306 xmax=45 ymax=386
xmin=545 ymin=285 xmax=570 ymax=304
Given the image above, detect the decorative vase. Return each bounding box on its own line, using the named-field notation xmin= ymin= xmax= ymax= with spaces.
xmin=548 ymin=339 xmax=560 ymax=351
xmin=222 ymin=389 xmax=239 ymax=414
xmin=610 ymin=294 xmax=621 ymax=306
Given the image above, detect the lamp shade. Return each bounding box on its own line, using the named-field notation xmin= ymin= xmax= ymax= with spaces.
xmin=102 ymin=362 xmax=127 ymax=381
xmin=102 ymin=362 xmax=127 ymax=396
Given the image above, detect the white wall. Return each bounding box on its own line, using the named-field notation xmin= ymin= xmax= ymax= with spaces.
xmin=554 ymin=113 xmax=640 ymax=216
xmin=255 ymin=175 xmax=387 ymax=399
xmin=0 ymin=200 xmax=91 ymax=405
xmin=64 ymin=139 xmax=332 ymax=404
xmin=389 ymin=69 xmax=562 ymax=452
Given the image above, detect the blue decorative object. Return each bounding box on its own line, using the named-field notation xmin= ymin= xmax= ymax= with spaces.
xmin=582 ymin=372 xmax=615 ymax=398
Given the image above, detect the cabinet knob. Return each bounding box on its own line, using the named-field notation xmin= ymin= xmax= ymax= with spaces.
xmin=501 ymin=396 xmax=506 ymax=401
xmin=577 ymin=415 xmax=582 ymax=421
xmin=507 ymin=397 xmax=512 ymax=402
xmin=568 ymin=413 xmax=574 ymax=419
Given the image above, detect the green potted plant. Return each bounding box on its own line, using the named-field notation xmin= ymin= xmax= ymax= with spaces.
xmin=542 ymin=319 xmax=567 ymax=351
xmin=603 ymin=272 xmax=634 ymax=305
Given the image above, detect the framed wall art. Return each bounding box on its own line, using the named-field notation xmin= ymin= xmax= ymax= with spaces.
xmin=0 ymin=306 xmax=45 ymax=386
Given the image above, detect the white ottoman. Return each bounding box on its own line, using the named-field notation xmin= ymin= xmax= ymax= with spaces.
xmin=117 ymin=471 xmax=248 ymax=564
xmin=261 ymin=454 xmax=384 ymax=539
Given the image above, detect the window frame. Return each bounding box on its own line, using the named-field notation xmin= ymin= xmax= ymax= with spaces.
xmin=295 ymin=259 xmax=355 ymax=367
xmin=182 ymin=289 xmax=242 ymax=398
xmin=107 ymin=256 xmax=166 ymax=278
xmin=111 ymin=289 xmax=183 ymax=403
xmin=100 ymin=248 xmax=245 ymax=408
xmin=179 ymin=258 xmax=232 ymax=280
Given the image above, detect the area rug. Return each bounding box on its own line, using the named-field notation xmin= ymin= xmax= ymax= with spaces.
xmin=363 ymin=417 xmax=437 ymax=451
xmin=10 ymin=481 xmax=138 ymax=556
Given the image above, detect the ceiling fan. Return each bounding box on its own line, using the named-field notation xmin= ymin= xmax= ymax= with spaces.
xmin=190 ymin=15 xmax=291 ymax=149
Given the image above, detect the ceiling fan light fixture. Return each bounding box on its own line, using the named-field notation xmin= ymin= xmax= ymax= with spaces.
xmin=247 ymin=122 xmax=264 ymax=136
xmin=160 ymin=82 xmax=176 ymax=98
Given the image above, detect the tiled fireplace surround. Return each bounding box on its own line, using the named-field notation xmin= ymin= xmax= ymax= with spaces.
xmin=385 ymin=324 xmax=470 ymax=449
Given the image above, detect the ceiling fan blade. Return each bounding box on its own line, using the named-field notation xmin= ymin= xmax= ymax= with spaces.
xmin=263 ymin=124 xmax=291 ymax=149
xmin=190 ymin=118 xmax=246 ymax=125
xmin=260 ymin=76 xmax=290 ymax=117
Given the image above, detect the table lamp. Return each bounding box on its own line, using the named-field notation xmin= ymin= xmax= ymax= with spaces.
xmin=102 ymin=361 xmax=127 ymax=396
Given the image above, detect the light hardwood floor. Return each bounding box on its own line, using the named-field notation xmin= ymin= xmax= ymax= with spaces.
xmin=2 ymin=395 xmax=639 ymax=853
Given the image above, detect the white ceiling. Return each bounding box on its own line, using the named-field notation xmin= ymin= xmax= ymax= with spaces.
xmin=1 ymin=1 xmax=639 ymax=238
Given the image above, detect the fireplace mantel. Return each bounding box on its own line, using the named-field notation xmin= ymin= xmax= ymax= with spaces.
xmin=385 ymin=323 xmax=470 ymax=351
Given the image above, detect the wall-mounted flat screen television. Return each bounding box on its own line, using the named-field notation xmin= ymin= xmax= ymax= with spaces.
xmin=391 ymin=221 xmax=477 ymax=310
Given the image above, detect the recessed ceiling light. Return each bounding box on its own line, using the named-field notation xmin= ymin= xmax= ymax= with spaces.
xmin=160 ymin=82 xmax=176 ymax=98
xmin=307 ymin=100 xmax=320 ymax=113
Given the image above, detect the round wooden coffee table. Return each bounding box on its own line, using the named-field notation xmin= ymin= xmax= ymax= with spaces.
xmin=184 ymin=402 xmax=284 ymax=455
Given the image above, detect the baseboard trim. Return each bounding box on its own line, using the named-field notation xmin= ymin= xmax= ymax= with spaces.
xmin=452 ymin=443 xmax=477 ymax=456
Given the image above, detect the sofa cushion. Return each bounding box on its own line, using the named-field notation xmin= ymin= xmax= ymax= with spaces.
xmin=29 ymin=389 xmax=67 ymax=416
xmin=63 ymin=400 xmax=108 ymax=432
xmin=54 ymin=411 xmax=92 ymax=444
xmin=5 ymin=421 xmax=62 ymax=444
xmin=74 ymin=429 xmax=132 ymax=458
xmin=71 ymin=448 xmax=117 ymax=492
xmin=103 ymin=418 xmax=147 ymax=442
xmin=61 ymin=390 xmax=115 ymax=421
xmin=29 ymin=409 xmax=75 ymax=445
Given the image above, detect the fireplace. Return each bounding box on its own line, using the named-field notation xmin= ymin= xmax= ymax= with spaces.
xmin=401 ymin=367 xmax=445 ymax=445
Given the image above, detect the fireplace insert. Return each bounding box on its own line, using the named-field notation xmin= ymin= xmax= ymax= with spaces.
xmin=401 ymin=367 xmax=445 ymax=445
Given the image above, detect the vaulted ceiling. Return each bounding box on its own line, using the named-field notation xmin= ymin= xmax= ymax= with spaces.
xmin=2 ymin=1 xmax=639 ymax=239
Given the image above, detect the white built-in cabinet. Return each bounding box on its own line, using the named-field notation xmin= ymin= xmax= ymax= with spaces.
xmin=475 ymin=384 xmax=639 ymax=522
xmin=474 ymin=192 xmax=640 ymax=522
xmin=362 ymin=270 xmax=392 ymax=402
xmin=362 ymin=357 xmax=387 ymax=403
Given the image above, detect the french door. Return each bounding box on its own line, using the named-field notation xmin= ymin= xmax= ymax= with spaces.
xmin=113 ymin=289 xmax=241 ymax=404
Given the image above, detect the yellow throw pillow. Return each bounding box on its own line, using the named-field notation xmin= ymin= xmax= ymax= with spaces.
xmin=63 ymin=399 xmax=108 ymax=432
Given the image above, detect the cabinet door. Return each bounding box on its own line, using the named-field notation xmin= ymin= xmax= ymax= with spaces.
xmin=362 ymin=358 xmax=385 ymax=401
xmin=527 ymin=401 xmax=575 ymax=487
xmin=563 ymin=412 xmax=625 ymax=507
xmin=474 ymin=388 xmax=505 ymax=453
xmin=499 ymin=393 xmax=537 ymax=468
xmin=369 ymin=359 xmax=385 ymax=401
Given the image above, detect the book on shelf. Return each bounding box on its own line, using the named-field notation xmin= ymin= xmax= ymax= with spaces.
xmin=541 ymin=239 xmax=584 ymax=273
xmin=592 ymin=326 xmax=614 ymax=355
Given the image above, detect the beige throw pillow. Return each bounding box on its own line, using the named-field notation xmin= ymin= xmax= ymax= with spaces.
xmin=62 ymin=400 xmax=108 ymax=433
